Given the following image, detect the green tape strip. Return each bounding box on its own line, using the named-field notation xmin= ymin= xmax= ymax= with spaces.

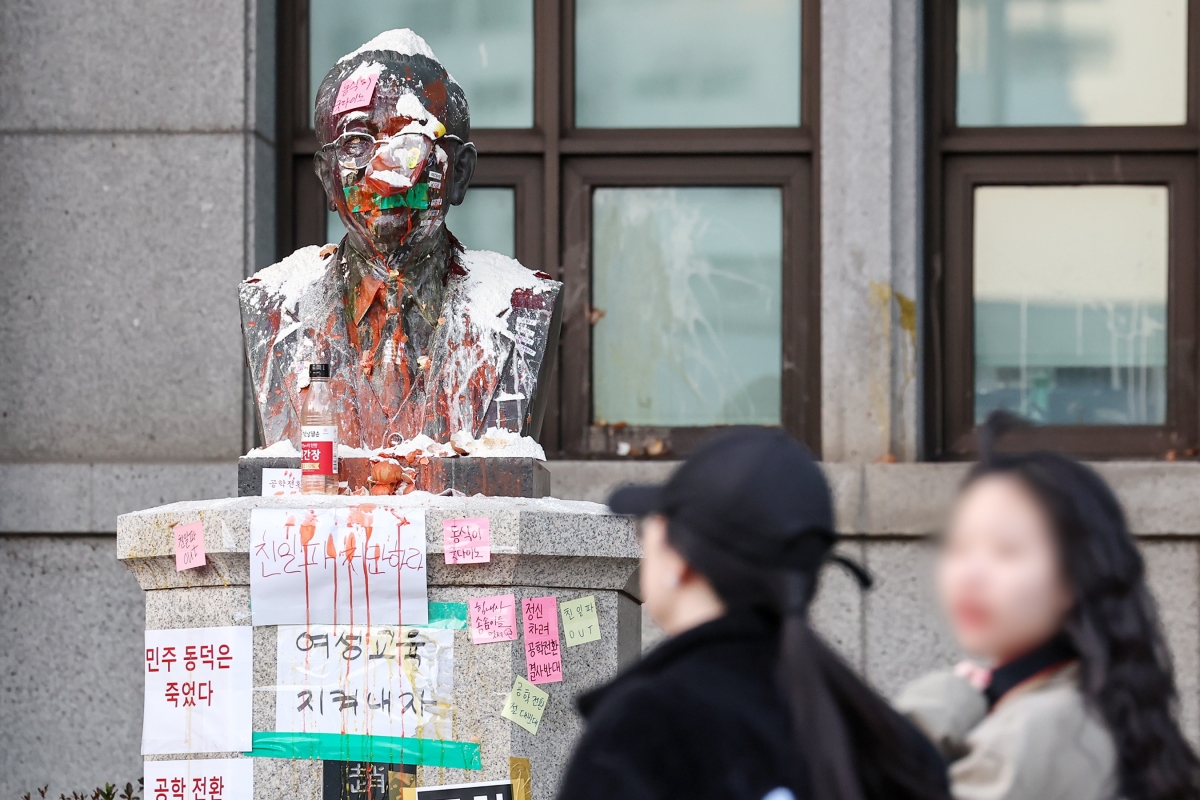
xmin=245 ymin=732 xmax=481 ymax=769
xmin=343 ymin=183 xmax=431 ymax=212
xmin=424 ymin=601 xmax=468 ymax=629
xmin=377 ymin=183 xmax=430 ymax=210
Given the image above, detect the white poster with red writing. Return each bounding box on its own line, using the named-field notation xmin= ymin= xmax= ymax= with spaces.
xmin=142 ymin=627 xmax=253 ymax=754
xmin=249 ymin=507 xmax=428 ymax=626
xmin=143 ymin=759 xmax=253 ymax=800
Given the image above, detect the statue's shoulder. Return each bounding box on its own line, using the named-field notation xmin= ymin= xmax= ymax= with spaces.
xmin=452 ymin=249 xmax=561 ymax=327
xmin=455 ymin=248 xmax=561 ymax=297
xmin=240 ymin=244 xmax=337 ymax=311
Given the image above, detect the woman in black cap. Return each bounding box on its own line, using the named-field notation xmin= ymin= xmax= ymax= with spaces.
xmin=557 ymin=428 xmax=951 ymax=800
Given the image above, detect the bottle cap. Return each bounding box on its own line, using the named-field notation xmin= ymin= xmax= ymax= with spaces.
xmin=309 ymin=363 xmax=331 ymax=378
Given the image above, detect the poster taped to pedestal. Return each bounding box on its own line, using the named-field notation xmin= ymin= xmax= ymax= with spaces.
xmin=143 ymin=758 xmax=253 ymax=800
xmin=415 ymin=781 xmax=513 ymax=800
xmin=142 ymin=627 xmax=253 ymax=754
xmin=250 ymin=507 xmax=427 ymax=626
xmin=274 ymin=624 xmax=454 ymax=740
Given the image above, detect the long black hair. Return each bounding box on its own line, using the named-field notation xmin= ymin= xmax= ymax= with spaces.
xmin=969 ymin=411 xmax=1200 ymax=800
xmin=668 ymin=514 xmax=951 ymax=800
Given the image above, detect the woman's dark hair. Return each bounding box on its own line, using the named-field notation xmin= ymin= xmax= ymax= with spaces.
xmin=970 ymin=410 xmax=1200 ymax=800
xmin=668 ymin=522 xmax=952 ymax=800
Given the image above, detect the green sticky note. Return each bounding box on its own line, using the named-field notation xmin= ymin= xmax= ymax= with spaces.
xmin=501 ymin=676 xmax=548 ymax=735
xmin=560 ymin=594 xmax=601 ymax=646
xmin=424 ymin=601 xmax=469 ymax=630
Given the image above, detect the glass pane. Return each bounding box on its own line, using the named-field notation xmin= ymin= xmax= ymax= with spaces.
xmin=447 ymin=187 xmax=516 ymax=256
xmin=974 ymin=186 xmax=1168 ymax=425
xmin=309 ymin=0 xmax=534 ymax=128
xmin=592 ymin=188 xmax=783 ymax=427
xmin=957 ymin=0 xmax=1187 ymax=126
xmin=575 ymin=0 xmax=801 ymax=128
xmin=327 ymin=186 xmax=516 ymax=257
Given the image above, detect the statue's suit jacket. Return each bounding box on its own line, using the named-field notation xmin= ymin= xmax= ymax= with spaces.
xmin=240 ymin=243 xmax=562 ymax=450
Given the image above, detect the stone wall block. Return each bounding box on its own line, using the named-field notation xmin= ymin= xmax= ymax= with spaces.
xmin=1141 ymin=541 xmax=1200 ymax=744
xmin=0 ymin=134 xmax=246 ymax=462
xmin=0 ymin=0 xmax=246 ymax=131
xmin=812 ymin=541 xmax=867 ymax=669
xmin=863 ymin=539 xmax=961 ymax=698
xmin=0 ymin=537 xmax=145 ymax=797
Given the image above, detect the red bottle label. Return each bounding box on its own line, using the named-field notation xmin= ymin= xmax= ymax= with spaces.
xmin=301 ymin=426 xmax=337 ymax=475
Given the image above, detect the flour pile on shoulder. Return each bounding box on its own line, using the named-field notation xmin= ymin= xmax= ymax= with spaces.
xmin=244 ymin=246 xmax=327 ymax=311
xmin=457 ymin=249 xmax=553 ymax=337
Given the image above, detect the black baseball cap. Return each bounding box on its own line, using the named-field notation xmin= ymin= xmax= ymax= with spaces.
xmin=609 ymin=427 xmax=869 ymax=585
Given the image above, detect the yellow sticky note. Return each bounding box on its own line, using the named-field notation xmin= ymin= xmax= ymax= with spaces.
xmin=560 ymin=595 xmax=601 ymax=646
xmin=502 ymin=675 xmax=549 ymax=735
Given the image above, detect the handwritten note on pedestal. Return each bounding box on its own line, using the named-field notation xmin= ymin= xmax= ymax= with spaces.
xmin=522 ymin=596 xmax=562 ymax=684
xmin=144 ymin=759 xmax=253 ymax=800
xmin=173 ymin=522 xmax=206 ymax=572
xmin=249 ymin=507 xmax=428 ymax=626
xmin=142 ymin=627 xmax=252 ymax=754
xmin=501 ymin=676 xmax=548 ymax=735
xmin=560 ymin=595 xmax=601 ymax=646
xmin=443 ymin=518 xmax=491 ymax=564
xmin=275 ymin=624 xmax=456 ymax=741
xmin=470 ymin=594 xmax=518 ymax=644
xmin=261 ymin=468 xmax=302 ymax=496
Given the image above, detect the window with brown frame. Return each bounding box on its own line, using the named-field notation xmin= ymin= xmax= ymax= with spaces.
xmin=926 ymin=0 xmax=1200 ymax=459
xmin=278 ymin=0 xmax=821 ymax=458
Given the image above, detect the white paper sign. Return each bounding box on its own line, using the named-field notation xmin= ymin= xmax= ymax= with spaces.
xmin=414 ymin=781 xmax=512 ymax=800
xmin=144 ymin=759 xmax=253 ymax=800
xmin=275 ymin=624 xmax=454 ymax=740
xmin=250 ymin=507 xmax=428 ymax=626
xmin=142 ymin=627 xmax=253 ymax=754
xmin=260 ymin=468 xmax=302 ymax=496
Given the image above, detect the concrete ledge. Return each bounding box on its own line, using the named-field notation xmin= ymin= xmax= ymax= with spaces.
xmin=544 ymin=460 xmax=1200 ymax=536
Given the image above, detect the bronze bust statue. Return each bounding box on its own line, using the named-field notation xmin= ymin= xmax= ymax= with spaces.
xmin=241 ymin=30 xmax=561 ymax=450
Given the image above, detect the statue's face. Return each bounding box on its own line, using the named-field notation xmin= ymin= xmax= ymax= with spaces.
xmin=315 ymin=58 xmax=475 ymax=261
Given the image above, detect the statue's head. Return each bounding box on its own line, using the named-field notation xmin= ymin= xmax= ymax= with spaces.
xmin=314 ymin=30 xmax=477 ymax=261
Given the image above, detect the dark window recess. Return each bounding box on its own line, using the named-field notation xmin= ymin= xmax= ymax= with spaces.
xmin=924 ymin=0 xmax=1200 ymax=459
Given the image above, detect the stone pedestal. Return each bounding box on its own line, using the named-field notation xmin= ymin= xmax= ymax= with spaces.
xmin=117 ymin=495 xmax=640 ymax=800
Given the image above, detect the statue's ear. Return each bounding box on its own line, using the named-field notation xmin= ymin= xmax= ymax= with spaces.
xmin=314 ymin=152 xmax=339 ymax=211
xmin=447 ymin=142 xmax=478 ymax=206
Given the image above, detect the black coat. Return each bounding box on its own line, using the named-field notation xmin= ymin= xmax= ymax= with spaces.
xmin=557 ymin=611 xmax=808 ymax=800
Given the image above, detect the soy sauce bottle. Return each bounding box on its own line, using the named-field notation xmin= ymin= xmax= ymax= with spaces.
xmin=300 ymin=363 xmax=338 ymax=495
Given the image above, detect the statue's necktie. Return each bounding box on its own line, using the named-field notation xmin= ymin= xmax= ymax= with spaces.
xmin=358 ymin=283 xmax=410 ymax=417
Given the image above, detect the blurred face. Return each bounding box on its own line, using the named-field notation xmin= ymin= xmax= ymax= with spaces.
xmin=938 ymin=474 xmax=1074 ymax=664
xmin=637 ymin=515 xmax=727 ymax=636
xmin=639 ymin=515 xmax=687 ymax=628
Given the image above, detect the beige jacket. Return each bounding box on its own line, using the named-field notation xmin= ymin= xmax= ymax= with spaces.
xmin=895 ymin=662 xmax=1118 ymax=800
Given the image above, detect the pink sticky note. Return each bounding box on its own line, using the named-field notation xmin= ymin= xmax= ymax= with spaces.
xmin=443 ymin=517 xmax=491 ymax=564
xmin=332 ymin=71 xmax=380 ymax=115
xmin=469 ymin=593 xmax=518 ymax=644
xmin=173 ymin=521 xmax=206 ymax=572
xmin=522 ymin=596 xmax=562 ymax=684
